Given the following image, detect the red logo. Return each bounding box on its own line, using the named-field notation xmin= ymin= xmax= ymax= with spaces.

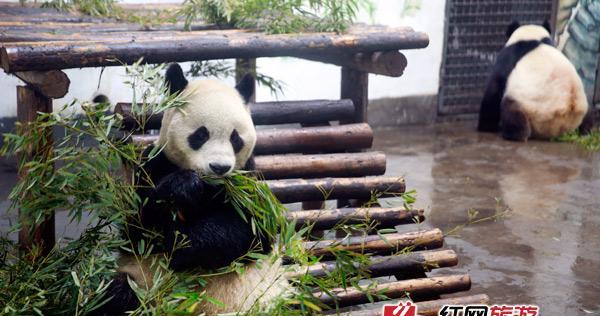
xmin=382 ymin=301 xmax=417 ymax=316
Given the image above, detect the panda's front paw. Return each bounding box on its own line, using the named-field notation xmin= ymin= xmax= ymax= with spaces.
xmin=156 ymin=169 xmax=204 ymax=209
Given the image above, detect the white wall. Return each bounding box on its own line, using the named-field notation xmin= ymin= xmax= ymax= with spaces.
xmin=0 ymin=0 xmax=446 ymax=118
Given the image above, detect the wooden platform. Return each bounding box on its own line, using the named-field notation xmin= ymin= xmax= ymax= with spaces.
xmin=0 ymin=3 xmax=428 ymax=73
xmin=0 ymin=3 xmax=489 ymax=314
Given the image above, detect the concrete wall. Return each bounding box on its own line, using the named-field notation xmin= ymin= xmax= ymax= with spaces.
xmin=0 ymin=0 xmax=446 ymax=124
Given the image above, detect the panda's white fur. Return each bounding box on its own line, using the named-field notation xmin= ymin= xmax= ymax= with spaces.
xmin=116 ymin=74 xmax=290 ymax=315
xmin=118 ymin=255 xmax=289 ymax=315
xmin=478 ymin=23 xmax=589 ymax=140
xmin=504 ymin=25 xmax=588 ymax=138
xmin=158 ymin=79 xmax=257 ymax=176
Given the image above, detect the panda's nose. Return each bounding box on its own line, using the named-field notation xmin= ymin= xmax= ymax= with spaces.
xmin=209 ymin=163 xmax=231 ymax=175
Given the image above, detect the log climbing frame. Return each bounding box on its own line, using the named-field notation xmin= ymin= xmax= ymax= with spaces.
xmin=0 ymin=2 xmax=489 ymax=313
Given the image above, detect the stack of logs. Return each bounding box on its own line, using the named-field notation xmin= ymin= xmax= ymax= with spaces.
xmin=116 ymin=98 xmax=489 ymax=313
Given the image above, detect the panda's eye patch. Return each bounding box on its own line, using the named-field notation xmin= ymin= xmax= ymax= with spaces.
xmin=188 ymin=126 xmax=209 ymax=150
xmin=230 ymin=129 xmax=244 ymax=153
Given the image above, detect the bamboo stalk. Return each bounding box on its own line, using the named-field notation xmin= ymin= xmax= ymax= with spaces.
xmin=287 ymin=249 xmax=457 ymax=279
xmin=267 ymin=176 xmax=404 ymax=204
xmin=286 ymin=207 xmax=424 ymax=230
xmin=313 ymin=274 xmax=471 ymax=307
xmin=303 ymin=229 xmax=443 ymax=257
xmin=254 ymin=152 xmax=386 ymax=180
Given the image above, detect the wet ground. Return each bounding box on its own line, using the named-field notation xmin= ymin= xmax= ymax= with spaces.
xmin=373 ymin=121 xmax=600 ymax=315
xmin=1 ymin=121 xmax=599 ymax=314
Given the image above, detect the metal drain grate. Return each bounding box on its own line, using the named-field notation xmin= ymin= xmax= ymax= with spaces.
xmin=438 ymin=0 xmax=556 ymax=115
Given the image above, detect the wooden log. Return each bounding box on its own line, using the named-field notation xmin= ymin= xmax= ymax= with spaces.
xmin=0 ymin=26 xmax=429 ymax=72
xmin=302 ymin=51 xmax=408 ymax=77
xmin=114 ymin=99 xmax=356 ymax=130
xmin=287 ymin=207 xmax=424 ymax=230
xmin=287 ymin=249 xmax=457 ymax=279
xmin=14 ymin=70 xmax=70 ymax=98
xmin=341 ymin=67 xmax=369 ymax=123
xmin=16 ymin=85 xmax=55 ymax=256
xmin=267 ymin=176 xmax=404 ymax=204
xmin=412 ymin=294 xmax=490 ymax=316
xmin=255 ymin=123 xmax=373 ymax=155
xmin=303 ymin=229 xmax=443 ymax=257
xmin=0 ymin=21 xmax=224 ymax=33
xmin=338 ymin=294 xmax=490 ymax=316
xmin=252 ymin=100 xmax=355 ymax=126
xmin=130 ymin=123 xmax=373 ymax=154
xmin=313 ymin=274 xmax=471 ymax=308
xmin=254 ymin=152 xmax=386 ymax=180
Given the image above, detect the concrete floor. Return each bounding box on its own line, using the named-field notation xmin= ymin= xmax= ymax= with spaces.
xmin=1 ymin=121 xmax=599 ymax=314
xmin=373 ymin=122 xmax=600 ymax=315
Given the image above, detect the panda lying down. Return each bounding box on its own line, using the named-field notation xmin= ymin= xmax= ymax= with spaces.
xmin=478 ymin=20 xmax=591 ymax=141
xmin=96 ymin=64 xmax=288 ymax=315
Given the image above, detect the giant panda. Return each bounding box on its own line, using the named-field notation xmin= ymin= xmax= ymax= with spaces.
xmin=477 ymin=20 xmax=590 ymax=141
xmin=98 ymin=63 xmax=288 ymax=315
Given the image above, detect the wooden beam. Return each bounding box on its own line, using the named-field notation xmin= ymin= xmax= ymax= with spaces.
xmin=302 ymin=51 xmax=407 ymax=77
xmin=339 ymin=294 xmax=490 ymax=316
xmin=302 ymin=229 xmax=443 ymax=257
xmin=16 ymin=85 xmax=55 ymax=256
xmin=266 ymin=176 xmax=404 ymax=204
xmin=287 ymin=207 xmax=424 ymax=230
xmin=254 ymin=152 xmax=386 ymax=180
xmin=130 ymin=123 xmax=373 ymax=154
xmin=313 ymin=274 xmax=471 ymax=308
xmin=114 ymin=99 xmax=356 ymax=130
xmin=0 ymin=26 xmax=429 ymax=72
xmin=14 ymin=70 xmax=70 ymax=98
xmin=287 ymin=249 xmax=457 ymax=279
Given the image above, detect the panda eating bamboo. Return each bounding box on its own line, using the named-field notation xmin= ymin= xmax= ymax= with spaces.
xmin=97 ymin=63 xmax=288 ymax=315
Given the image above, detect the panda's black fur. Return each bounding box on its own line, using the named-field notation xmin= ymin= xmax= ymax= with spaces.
xmin=478 ymin=20 xmax=590 ymax=141
xmin=96 ymin=64 xmax=275 ymax=315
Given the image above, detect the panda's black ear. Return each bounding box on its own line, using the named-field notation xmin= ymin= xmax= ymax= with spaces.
xmin=235 ymin=74 xmax=255 ymax=104
xmin=542 ymin=20 xmax=552 ymax=34
xmin=165 ymin=63 xmax=188 ymax=95
xmin=506 ymin=20 xmax=520 ymax=38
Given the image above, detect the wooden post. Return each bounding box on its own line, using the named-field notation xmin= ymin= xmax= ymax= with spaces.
xmin=235 ymin=58 xmax=256 ymax=103
xmin=339 ymin=66 xmax=369 ymax=208
xmin=341 ymin=66 xmax=369 ymax=123
xmin=16 ymin=85 xmax=55 ymax=255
